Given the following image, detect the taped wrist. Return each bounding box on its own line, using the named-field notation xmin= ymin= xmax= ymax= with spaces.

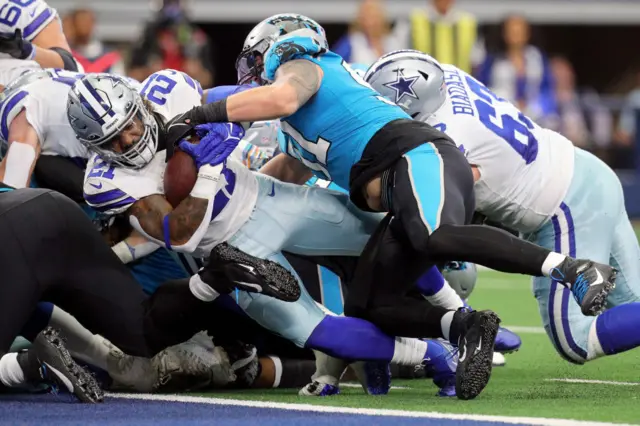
xmin=189 ymin=99 xmax=228 ymax=124
xmin=112 ymin=240 xmax=135 ymax=263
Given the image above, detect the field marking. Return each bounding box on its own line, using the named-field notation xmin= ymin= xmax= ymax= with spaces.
xmin=108 ymin=393 xmax=635 ymax=426
xmin=504 ymin=325 xmax=546 ymax=334
xmin=547 ymin=378 xmax=640 ymax=386
xmin=339 ymin=383 xmax=409 ymax=390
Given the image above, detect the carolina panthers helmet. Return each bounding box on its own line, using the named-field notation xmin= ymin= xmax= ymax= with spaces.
xmin=66 ymin=74 xmax=158 ymax=169
xmin=365 ymin=50 xmax=447 ymax=120
xmin=236 ymin=13 xmax=328 ymax=85
xmin=441 ymin=262 xmax=477 ymax=300
xmin=0 ymin=69 xmax=52 ymax=102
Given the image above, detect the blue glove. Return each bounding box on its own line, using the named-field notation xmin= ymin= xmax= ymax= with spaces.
xmin=264 ymin=35 xmax=326 ymax=81
xmin=178 ymin=122 xmax=245 ymax=168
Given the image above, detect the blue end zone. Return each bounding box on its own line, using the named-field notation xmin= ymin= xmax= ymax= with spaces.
xmin=0 ymin=394 xmax=513 ymax=426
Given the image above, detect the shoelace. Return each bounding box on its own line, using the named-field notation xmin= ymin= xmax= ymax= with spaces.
xmin=572 ymin=274 xmax=589 ymax=302
xmin=549 ymin=267 xmax=566 ymax=283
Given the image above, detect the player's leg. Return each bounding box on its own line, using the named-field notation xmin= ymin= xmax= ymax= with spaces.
xmin=531 ymin=148 xmax=640 ymax=362
xmin=0 ymin=189 xmax=102 ymax=401
xmin=216 ymin=233 xmax=458 ymax=394
xmin=390 ymin=140 xmax=615 ymax=315
xmin=39 ymin=191 xmax=213 ymax=357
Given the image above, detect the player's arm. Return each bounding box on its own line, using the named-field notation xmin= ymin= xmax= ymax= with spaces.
xmin=30 ymin=18 xmax=77 ymax=70
xmin=0 ymin=110 xmax=41 ymax=188
xmin=110 ymin=227 xmax=161 ymax=264
xmin=259 ymin=153 xmax=312 ymax=185
xmin=185 ymin=60 xmax=323 ymax=124
xmin=128 ymin=165 xmax=224 ymax=253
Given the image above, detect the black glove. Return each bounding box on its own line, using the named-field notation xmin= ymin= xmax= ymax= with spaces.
xmin=0 ymin=29 xmax=34 ymax=60
xmin=162 ymin=112 xmax=196 ymax=162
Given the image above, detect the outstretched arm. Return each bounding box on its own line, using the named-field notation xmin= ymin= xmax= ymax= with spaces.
xmin=187 ymin=59 xmax=323 ymax=124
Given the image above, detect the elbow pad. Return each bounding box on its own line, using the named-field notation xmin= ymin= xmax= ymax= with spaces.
xmin=49 ymin=47 xmax=79 ymax=71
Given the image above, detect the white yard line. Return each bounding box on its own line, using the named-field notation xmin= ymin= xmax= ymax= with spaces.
xmin=547 ymin=378 xmax=640 ymax=387
xmin=504 ymin=325 xmax=546 ymax=334
xmin=108 ymin=393 xmax=635 ymax=426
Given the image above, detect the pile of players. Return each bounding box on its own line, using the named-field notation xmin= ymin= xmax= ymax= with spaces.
xmin=0 ymin=2 xmax=639 ymax=405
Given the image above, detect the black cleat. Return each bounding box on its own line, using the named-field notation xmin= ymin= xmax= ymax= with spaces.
xmin=552 ymin=258 xmax=617 ymax=316
xmin=206 ymin=242 xmax=301 ymax=302
xmin=454 ymin=309 xmax=500 ymax=400
xmin=19 ymin=327 xmax=103 ymax=403
xmin=224 ymin=341 xmax=259 ymax=388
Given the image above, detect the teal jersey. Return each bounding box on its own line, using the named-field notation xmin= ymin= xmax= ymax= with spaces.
xmin=267 ymin=40 xmax=409 ymax=189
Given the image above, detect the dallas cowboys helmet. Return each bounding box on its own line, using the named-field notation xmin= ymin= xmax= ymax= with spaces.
xmin=364 ymin=50 xmax=447 ymax=120
xmin=66 ymin=74 xmax=158 ymax=169
xmin=236 ymin=13 xmax=328 ymax=85
xmin=441 ymin=262 xmax=477 ymax=300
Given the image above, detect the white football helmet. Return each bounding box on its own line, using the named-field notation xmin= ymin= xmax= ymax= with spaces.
xmin=236 ymin=13 xmax=328 ymax=85
xmin=66 ymin=74 xmax=158 ymax=169
xmin=365 ymin=50 xmax=447 ymax=121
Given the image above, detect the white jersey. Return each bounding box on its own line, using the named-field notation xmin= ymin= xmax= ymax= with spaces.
xmin=83 ymin=69 xmax=258 ymax=257
xmin=0 ymin=69 xmax=88 ymax=159
xmin=0 ymin=0 xmax=58 ymax=85
xmin=425 ymin=65 xmax=575 ymax=233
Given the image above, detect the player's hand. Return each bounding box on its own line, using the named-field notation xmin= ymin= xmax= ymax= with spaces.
xmin=0 ymin=29 xmax=34 ymax=60
xmin=178 ymin=122 xmax=245 ymax=168
xmin=264 ymin=36 xmax=326 ymax=81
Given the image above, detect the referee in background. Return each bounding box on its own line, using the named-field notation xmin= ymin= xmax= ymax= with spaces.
xmin=396 ymin=0 xmax=481 ymax=74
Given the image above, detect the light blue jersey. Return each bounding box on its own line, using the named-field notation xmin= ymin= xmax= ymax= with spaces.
xmin=266 ymin=41 xmax=409 ymax=189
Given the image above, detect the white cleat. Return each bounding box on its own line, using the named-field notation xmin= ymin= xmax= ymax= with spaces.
xmin=492 ymin=351 xmax=506 ymax=367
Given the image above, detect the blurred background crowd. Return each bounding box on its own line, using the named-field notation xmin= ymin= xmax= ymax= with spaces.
xmin=53 ymin=0 xmax=640 ymax=199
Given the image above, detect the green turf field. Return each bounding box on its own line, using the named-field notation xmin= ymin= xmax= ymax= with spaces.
xmin=200 ymin=270 xmax=640 ymax=425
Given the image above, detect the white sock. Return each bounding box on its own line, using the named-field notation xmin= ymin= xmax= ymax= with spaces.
xmin=189 ymin=274 xmax=221 ymax=302
xmin=586 ymin=320 xmax=605 ymax=361
xmin=268 ymin=356 xmax=283 ymax=388
xmin=390 ymin=337 xmax=428 ymax=366
xmin=49 ymin=306 xmax=110 ymax=370
xmin=542 ymin=252 xmax=567 ymax=277
xmin=440 ymin=311 xmax=456 ymax=341
xmin=424 ymin=280 xmax=465 ymax=310
xmin=311 ymin=350 xmax=344 ymax=386
xmin=0 ymin=353 xmax=25 ymax=387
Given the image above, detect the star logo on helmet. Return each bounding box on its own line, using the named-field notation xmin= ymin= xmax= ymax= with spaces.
xmin=383 ymin=68 xmax=419 ymax=103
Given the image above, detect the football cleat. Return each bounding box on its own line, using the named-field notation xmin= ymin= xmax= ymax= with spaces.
xmin=152 ymin=332 xmax=236 ymax=392
xmin=351 ymin=361 xmax=391 ymax=395
xmin=494 ymin=327 xmax=522 ymax=354
xmin=453 ymin=309 xmax=501 ymax=400
xmin=205 ymin=242 xmax=301 ymax=302
xmin=552 ymin=258 xmax=616 ymax=316
xmin=299 ymin=377 xmax=340 ymax=396
xmin=225 ymin=341 xmax=259 ymax=388
xmin=492 ymin=352 xmax=506 ymax=367
xmin=423 ymin=339 xmax=457 ymax=397
xmin=19 ymin=327 xmax=103 ymax=403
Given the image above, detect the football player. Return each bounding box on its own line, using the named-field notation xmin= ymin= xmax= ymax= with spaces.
xmin=169 ymin=13 xmax=620 ymax=398
xmin=366 ymin=50 xmax=640 ymax=365
xmin=0 ymin=68 xmax=87 ymax=190
xmin=0 ymin=0 xmax=79 ymax=85
xmin=68 ymin=72 xmax=471 ymax=398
